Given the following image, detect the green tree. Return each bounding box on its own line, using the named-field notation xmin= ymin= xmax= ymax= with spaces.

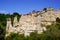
xmin=56 ymin=17 xmax=60 ymax=23
xmin=43 ymin=8 xmax=47 ymax=12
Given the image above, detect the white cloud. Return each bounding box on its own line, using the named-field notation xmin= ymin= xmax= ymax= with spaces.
xmin=0 ymin=10 xmax=8 ymax=14
xmin=0 ymin=10 xmax=6 ymax=13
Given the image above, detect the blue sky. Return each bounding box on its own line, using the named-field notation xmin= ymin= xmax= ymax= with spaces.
xmin=0 ymin=0 xmax=60 ymax=14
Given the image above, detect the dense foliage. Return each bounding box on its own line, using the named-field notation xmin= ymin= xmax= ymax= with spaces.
xmin=0 ymin=12 xmax=21 ymax=40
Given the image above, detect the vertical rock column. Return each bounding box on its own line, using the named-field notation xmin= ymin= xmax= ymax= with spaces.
xmin=6 ymin=18 xmax=12 ymax=36
xmin=13 ymin=16 xmax=18 ymax=27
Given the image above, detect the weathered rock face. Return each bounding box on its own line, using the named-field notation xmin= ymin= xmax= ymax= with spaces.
xmin=41 ymin=9 xmax=56 ymax=26
xmin=6 ymin=8 xmax=60 ymax=36
xmin=6 ymin=12 xmax=45 ymax=36
xmin=19 ymin=14 xmax=43 ymax=35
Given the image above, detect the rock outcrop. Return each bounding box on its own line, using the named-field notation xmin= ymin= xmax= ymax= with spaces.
xmin=6 ymin=8 xmax=60 ymax=36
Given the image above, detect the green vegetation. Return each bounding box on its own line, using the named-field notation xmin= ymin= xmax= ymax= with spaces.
xmin=0 ymin=12 xmax=60 ymax=40
xmin=0 ymin=13 xmax=21 ymax=40
xmin=43 ymin=8 xmax=47 ymax=12
xmin=6 ymin=33 xmax=24 ymax=40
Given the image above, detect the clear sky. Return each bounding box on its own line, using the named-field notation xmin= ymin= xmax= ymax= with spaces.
xmin=0 ymin=0 xmax=60 ymax=14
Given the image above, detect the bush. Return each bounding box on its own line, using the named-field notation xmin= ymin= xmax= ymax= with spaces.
xmin=6 ymin=33 xmax=24 ymax=40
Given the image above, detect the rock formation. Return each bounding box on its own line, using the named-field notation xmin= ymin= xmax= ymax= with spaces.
xmin=6 ymin=8 xmax=60 ymax=36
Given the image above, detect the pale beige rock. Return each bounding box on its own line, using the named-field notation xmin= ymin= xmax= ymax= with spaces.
xmin=6 ymin=8 xmax=60 ymax=36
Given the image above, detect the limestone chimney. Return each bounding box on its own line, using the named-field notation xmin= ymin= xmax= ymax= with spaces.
xmin=6 ymin=18 xmax=12 ymax=29
xmin=6 ymin=18 xmax=12 ymax=36
xmin=13 ymin=16 xmax=18 ymax=27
